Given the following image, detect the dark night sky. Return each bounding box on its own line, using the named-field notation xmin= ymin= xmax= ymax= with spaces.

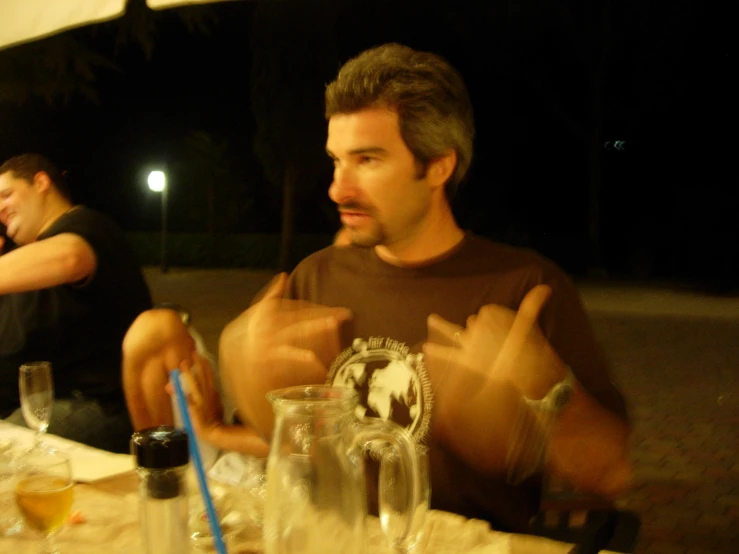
xmin=0 ymin=0 xmax=733 ymax=283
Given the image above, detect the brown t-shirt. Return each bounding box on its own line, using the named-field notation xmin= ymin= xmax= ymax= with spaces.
xmin=286 ymin=233 xmax=625 ymax=531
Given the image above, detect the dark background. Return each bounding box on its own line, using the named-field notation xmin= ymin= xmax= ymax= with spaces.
xmin=0 ymin=0 xmax=733 ymax=288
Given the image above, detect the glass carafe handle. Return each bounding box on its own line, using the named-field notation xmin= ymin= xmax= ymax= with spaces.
xmin=351 ymin=417 xmax=422 ymax=549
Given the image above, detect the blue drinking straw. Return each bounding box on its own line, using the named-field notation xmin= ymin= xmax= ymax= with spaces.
xmin=169 ymin=369 xmax=228 ymax=554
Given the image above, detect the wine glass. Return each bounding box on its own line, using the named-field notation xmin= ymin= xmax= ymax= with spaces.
xmin=14 ymin=449 xmax=74 ymax=553
xmin=19 ymin=362 xmax=54 ymax=450
xmin=380 ymin=449 xmax=430 ymax=553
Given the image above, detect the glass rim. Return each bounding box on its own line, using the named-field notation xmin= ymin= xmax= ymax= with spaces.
xmin=266 ymin=385 xmax=358 ymax=407
xmin=16 ymin=479 xmax=74 ymax=494
xmin=19 ymin=361 xmax=52 ymax=372
xmin=15 ymin=449 xmax=71 ymax=467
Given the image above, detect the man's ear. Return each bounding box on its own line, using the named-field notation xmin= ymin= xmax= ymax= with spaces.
xmin=32 ymin=171 xmax=53 ymax=193
xmin=427 ymin=149 xmax=457 ymax=191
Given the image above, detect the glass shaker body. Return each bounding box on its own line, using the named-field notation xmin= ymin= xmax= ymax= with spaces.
xmin=132 ymin=426 xmax=190 ymax=554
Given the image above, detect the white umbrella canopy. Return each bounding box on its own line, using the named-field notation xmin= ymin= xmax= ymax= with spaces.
xmin=0 ymin=0 xmax=233 ymax=51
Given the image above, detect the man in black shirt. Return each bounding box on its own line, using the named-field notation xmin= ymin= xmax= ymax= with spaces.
xmin=0 ymin=153 xmax=152 ymax=453
xmin=218 ymin=43 xmax=632 ymax=531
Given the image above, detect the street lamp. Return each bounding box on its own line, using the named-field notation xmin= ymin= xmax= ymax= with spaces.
xmin=147 ymin=170 xmax=168 ymax=273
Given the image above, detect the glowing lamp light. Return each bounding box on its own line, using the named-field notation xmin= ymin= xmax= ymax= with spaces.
xmin=147 ymin=170 xmax=166 ymax=192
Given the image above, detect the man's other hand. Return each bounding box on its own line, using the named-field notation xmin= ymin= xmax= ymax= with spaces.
xmin=219 ymin=273 xmax=352 ymax=436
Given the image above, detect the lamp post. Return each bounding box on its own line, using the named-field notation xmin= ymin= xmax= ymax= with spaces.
xmin=147 ymin=170 xmax=168 ymax=273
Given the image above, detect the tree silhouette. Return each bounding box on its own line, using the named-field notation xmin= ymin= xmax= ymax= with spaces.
xmin=491 ymin=0 xmax=696 ymax=273
xmin=250 ymin=0 xmax=339 ymax=271
xmin=0 ymin=0 xmax=215 ymax=107
xmin=168 ymin=129 xmax=255 ymax=262
xmin=0 ymin=34 xmax=116 ymax=106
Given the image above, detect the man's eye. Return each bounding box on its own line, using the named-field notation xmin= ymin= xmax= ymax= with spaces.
xmin=359 ymin=156 xmax=375 ymax=165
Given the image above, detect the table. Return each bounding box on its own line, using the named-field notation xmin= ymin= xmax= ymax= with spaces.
xmin=1 ymin=470 xmax=604 ymax=554
xmin=0 ymin=421 xmax=134 ymax=482
xmin=1 ymin=425 xmax=612 ymax=553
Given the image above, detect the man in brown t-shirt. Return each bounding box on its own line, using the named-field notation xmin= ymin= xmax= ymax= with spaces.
xmin=221 ymin=43 xmax=631 ymax=532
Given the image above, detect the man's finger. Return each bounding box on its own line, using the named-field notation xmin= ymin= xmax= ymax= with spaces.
xmin=466 ymin=314 xmax=477 ymax=329
xmin=262 ymin=272 xmax=288 ymax=300
xmin=264 ymin=345 xmax=330 ymax=386
xmin=427 ymin=314 xmax=464 ymax=347
xmin=192 ymin=352 xmax=215 ymax=396
xmin=520 ymin=284 xmax=552 ymax=319
xmin=509 ymin=284 xmax=551 ymax=339
xmin=276 ymin=316 xmax=345 ymax=368
xmin=496 ymin=284 xmax=552 ymax=368
xmin=423 ymin=342 xmax=462 ymax=388
xmin=250 ymin=272 xmax=288 ymax=306
xmin=188 ymin=358 xmax=208 ymax=406
xmin=423 ymin=342 xmax=488 ymax=391
xmin=274 ymin=304 xmax=353 ymax=327
xmin=276 ymin=312 xmax=350 ymax=337
xmin=175 ymin=371 xmax=203 ymax=406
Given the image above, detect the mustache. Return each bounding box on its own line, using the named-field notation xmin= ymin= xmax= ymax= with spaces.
xmin=338 ymin=202 xmax=372 ymax=214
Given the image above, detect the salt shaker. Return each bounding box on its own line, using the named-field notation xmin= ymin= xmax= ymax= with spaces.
xmin=131 ymin=426 xmax=190 ymax=554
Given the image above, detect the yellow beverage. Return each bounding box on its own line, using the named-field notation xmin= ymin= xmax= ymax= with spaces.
xmin=15 ymin=476 xmax=74 ymax=534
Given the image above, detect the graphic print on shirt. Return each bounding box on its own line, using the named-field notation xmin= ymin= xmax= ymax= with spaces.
xmin=327 ymin=336 xmax=432 ymax=445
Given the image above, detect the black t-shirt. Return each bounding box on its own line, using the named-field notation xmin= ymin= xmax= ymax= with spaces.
xmin=287 ymin=233 xmax=625 ymax=531
xmin=0 ymin=206 xmax=152 ymax=416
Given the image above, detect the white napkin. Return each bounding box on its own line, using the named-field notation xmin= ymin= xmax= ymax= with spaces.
xmin=207 ymin=451 xmax=262 ymax=485
xmin=0 ymin=421 xmax=135 ymax=482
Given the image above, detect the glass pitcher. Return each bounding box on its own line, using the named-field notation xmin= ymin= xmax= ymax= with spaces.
xmin=263 ymin=385 xmax=423 ymax=554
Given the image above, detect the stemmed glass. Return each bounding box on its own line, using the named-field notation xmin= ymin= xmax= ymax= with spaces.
xmin=14 ymin=449 xmax=74 ymax=554
xmin=19 ymin=362 xmax=54 ymax=450
xmin=380 ymin=449 xmax=430 ymax=553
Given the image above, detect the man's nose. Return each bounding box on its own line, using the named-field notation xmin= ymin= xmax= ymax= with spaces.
xmin=329 ymin=166 xmax=356 ymax=204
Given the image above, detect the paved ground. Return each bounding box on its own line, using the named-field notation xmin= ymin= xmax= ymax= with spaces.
xmin=144 ymin=268 xmax=739 ymax=553
xmin=581 ymin=284 xmax=739 ymax=554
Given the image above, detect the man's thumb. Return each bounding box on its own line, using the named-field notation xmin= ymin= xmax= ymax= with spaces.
xmin=507 ymin=284 xmax=552 ymax=345
xmin=262 ymin=272 xmax=288 ymax=300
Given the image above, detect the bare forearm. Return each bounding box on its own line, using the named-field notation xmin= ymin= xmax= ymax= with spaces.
xmin=433 ymin=379 xmax=523 ymax=475
xmin=219 ymin=350 xmax=326 ymax=442
xmin=433 ymin=376 xmax=630 ymax=496
xmin=122 ymin=309 xmax=199 ymax=430
xmin=201 ymin=423 xmax=270 ymax=457
xmin=123 ymin=357 xmax=175 ymax=429
xmin=218 ymin=319 xmax=276 ymax=439
xmin=0 ymin=234 xmax=95 ymax=294
xmin=548 ymin=385 xmax=632 ymax=498
xmin=219 ymin=317 xmax=330 ymax=441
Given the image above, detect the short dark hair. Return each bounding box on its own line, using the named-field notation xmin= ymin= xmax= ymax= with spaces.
xmin=0 ymin=153 xmax=71 ymax=200
xmin=325 ymin=43 xmax=475 ymax=200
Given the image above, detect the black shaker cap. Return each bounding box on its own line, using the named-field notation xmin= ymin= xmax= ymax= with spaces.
xmin=131 ymin=426 xmax=189 ymax=469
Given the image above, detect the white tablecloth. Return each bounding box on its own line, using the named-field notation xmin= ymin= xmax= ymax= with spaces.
xmin=1 ymin=471 xmax=599 ymax=553
xmin=1 ymin=423 xmax=610 ymax=553
xmin=0 ymin=421 xmax=134 ymax=482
